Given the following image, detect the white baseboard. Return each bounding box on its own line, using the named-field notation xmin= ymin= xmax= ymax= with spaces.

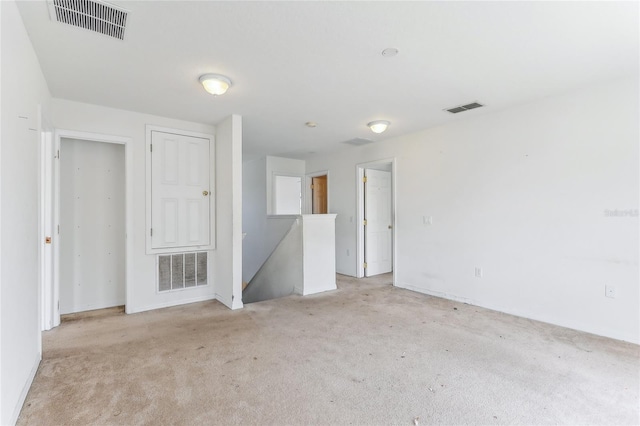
xmin=10 ymin=353 xmax=41 ymax=425
xmin=396 ymin=281 xmax=475 ymax=305
xmin=127 ymin=294 xmax=216 ymax=314
xmin=396 ymin=281 xmax=640 ymax=345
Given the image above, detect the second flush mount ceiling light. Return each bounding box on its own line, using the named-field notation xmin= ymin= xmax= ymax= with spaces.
xmin=367 ymin=120 xmax=390 ymax=134
xmin=199 ymin=73 xmax=232 ymax=96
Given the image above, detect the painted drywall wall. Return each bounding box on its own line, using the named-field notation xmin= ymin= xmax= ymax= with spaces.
xmin=51 ymin=99 xmax=226 ymax=314
xmin=213 ymin=115 xmax=243 ymax=310
xmin=266 ymin=156 xmax=305 ymax=215
xmin=242 ymin=157 xmax=267 ymax=282
xmin=300 ymin=214 xmax=337 ymax=295
xmin=242 ymin=156 xmax=306 ymax=283
xmin=304 ymin=77 xmax=639 ymax=344
xmin=59 ymin=138 xmax=125 ymax=314
xmin=0 ymin=1 xmax=51 ymax=423
xmin=273 ymin=176 xmax=302 ymax=214
xmin=243 ymin=219 xmax=302 ymax=304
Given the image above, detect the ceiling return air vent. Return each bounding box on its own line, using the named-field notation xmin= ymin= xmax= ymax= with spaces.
xmin=47 ymin=0 xmax=129 ymax=40
xmin=445 ymin=102 xmax=484 ymax=114
xmin=342 ymin=138 xmax=375 ymax=146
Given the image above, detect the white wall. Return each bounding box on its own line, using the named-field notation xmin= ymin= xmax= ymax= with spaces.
xmin=51 ymin=99 xmax=235 ymax=314
xmin=266 ymin=156 xmax=305 ymax=215
xmin=242 ymin=156 xmax=306 ymax=283
xmin=213 ymin=115 xmax=243 ymax=310
xmin=0 ymin=1 xmax=51 ymax=423
xmin=304 ymin=77 xmax=639 ymax=344
xmin=301 ymin=214 xmax=337 ymax=296
xmin=273 ymin=176 xmax=302 ymax=214
xmin=59 ymin=138 xmax=125 ymax=314
xmin=243 ymin=219 xmax=302 ymax=304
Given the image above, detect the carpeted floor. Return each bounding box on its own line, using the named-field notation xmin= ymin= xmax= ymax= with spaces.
xmin=17 ymin=273 xmax=640 ymax=425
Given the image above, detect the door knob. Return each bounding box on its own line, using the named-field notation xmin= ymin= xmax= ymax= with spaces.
xmin=388 ymin=225 xmax=392 ymax=229
xmin=203 ymin=190 xmax=209 ymax=196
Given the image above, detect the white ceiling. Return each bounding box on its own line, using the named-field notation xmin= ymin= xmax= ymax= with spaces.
xmin=16 ymin=1 xmax=639 ymax=161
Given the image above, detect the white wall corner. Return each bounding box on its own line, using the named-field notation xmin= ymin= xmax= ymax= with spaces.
xmin=213 ymin=114 xmax=244 ymax=310
xmin=231 ymin=114 xmax=244 ymax=310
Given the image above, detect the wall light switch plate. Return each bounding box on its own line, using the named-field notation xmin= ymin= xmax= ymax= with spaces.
xmin=423 ymin=216 xmax=433 ymax=225
xmin=474 ymin=267 xmax=483 ymax=278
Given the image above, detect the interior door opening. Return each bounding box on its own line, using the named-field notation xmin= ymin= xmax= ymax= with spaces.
xmin=357 ymin=160 xmax=395 ymax=280
xmin=312 ymin=175 xmax=328 ymax=214
xmin=59 ymin=138 xmax=126 ymax=315
xmin=42 ymin=130 xmax=132 ymax=330
xmin=305 ymin=171 xmax=329 ymax=214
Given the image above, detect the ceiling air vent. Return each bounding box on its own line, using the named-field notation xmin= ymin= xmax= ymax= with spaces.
xmin=47 ymin=0 xmax=129 ymax=40
xmin=343 ymin=138 xmax=375 ymax=146
xmin=445 ymin=102 xmax=485 ymax=114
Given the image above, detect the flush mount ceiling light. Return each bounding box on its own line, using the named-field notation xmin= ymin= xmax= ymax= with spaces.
xmin=305 ymin=121 xmax=318 ymax=128
xmin=367 ymin=120 xmax=390 ymax=134
xmin=199 ymin=74 xmax=232 ymax=96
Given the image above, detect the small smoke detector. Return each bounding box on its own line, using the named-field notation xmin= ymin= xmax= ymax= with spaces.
xmin=382 ymin=48 xmax=399 ymax=57
xmin=305 ymin=122 xmax=318 ymax=128
xmin=445 ymin=102 xmax=484 ymax=114
xmin=47 ymin=0 xmax=129 ymax=40
xmin=342 ymin=138 xmax=374 ymax=146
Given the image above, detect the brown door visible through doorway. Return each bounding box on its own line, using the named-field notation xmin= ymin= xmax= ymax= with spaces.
xmin=312 ymin=175 xmax=328 ymax=214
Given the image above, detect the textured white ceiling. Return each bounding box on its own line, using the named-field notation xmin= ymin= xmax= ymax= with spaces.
xmin=16 ymin=1 xmax=639 ymax=161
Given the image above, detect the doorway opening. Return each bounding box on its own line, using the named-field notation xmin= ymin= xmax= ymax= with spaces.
xmin=305 ymin=171 xmax=329 ymax=214
xmin=42 ymin=130 xmax=133 ymax=330
xmin=59 ymin=138 xmax=125 ymax=315
xmin=311 ymin=175 xmax=328 ymax=214
xmin=356 ymin=159 xmax=395 ymax=281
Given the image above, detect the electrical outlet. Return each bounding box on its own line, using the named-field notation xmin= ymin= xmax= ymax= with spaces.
xmin=605 ymin=285 xmax=616 ymax=299
xmin=346 ymin=249 xmax=350 ymax=256
xmin=474 ymin=267 xmax=483 ymax=278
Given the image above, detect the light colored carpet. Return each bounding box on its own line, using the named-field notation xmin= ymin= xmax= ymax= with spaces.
xmin=18 ymin=273 xmax=640 ymax=425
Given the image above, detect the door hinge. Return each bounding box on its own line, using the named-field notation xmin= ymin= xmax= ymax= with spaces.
xmin=150 ymin=228 xmax=153 ymax=237
xmin=363 ymin=219 xmax=367 ymax=226
xmin=310 ymin=184 xmax=314 ymax=190
xmin=363 ymin=262 xmax=368 ymax=269
xmin=56 ymin=149 xmax=60 ymax=159
xmin=363 ymin=176 xmax=367 ymax=183
xmin=150 ymin=144 xmax=152 ymax=152
xmin=57 ymin=224 xmax=60 ymax=235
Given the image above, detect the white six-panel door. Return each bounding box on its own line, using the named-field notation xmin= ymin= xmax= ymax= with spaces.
xmin=364 ymin=169 xmax=392 ymax=276
xmin=151 ymin=131 xmax=210 ymax=249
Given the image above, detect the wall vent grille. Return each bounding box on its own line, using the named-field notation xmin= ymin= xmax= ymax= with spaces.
xmin=158 ymin=252 xmax=208 ymax=292
xmin=47 ymin=0 xmax=129 ymax=40
xmin=445 ymin=102 xmax=485 ymax=114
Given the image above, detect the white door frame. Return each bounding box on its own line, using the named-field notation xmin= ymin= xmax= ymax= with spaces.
xmin=304 ymin=170 xmax=329 ymax=214
xmin=38 ymin=106 xmax=54 ymax=331
xmin=356 ymin=158 xmax=397 ymax=281
xmin=44 ymin=129 xmax=134 ymax=328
